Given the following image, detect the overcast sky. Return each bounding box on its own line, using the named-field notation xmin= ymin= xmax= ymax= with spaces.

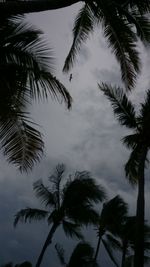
xmin=0 ymin=3 xmax=150 ymax=267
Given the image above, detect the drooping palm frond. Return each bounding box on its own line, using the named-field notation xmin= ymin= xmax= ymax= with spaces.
xmin=99 ymin=83 xmax=137 ymax=128
xmin=1 ymin=16 xmax=72 ymax=107
xmin=125 ymin=145 xmax=142 ymax=184
xmin=55 ymin=243 xmax=66 ymax=266
xmin=122 ymin=133 xmax=140 ymax=149
xmin=14 ymin=208 xmax=48 ymax=227
xmin=68 ymin=242 xmax=95 ymax=267
xmin=110 ymin=2 xmax=150 ymax=44
xmin=63 ymin=3 xmax=94 ymax=72
xmin=62 ymin=220 xmax=83 ymax=239
xmin=100 ymin=195 xmax=128 ymax=234
xmin=138 ymin=90 xmax=150 ymax=132
xmin=63 ymin=171 xmax=106 ymax=207
xmin=33 ymin=180 xmax=56 ymax=207
xmin=0 ymin=115 xmax=44 ymax=172
xmin=67 ymin=204 xmax=100 ymax=226
xmin=102 ymin=238 xmax=119 ymax=267
xmin=105 ymin=233 xmax=122 ymax=251
xmin=95 ymin=1 xmax=140 ymax=90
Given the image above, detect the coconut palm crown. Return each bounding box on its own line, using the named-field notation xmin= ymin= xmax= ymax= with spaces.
xmin=14 ymin=164 xmax=106 ymax=267
xmin=99 ymin=83 xmax=150 ymax=267
xmin=0 ymin=16 xmax=72 ymax=172
xmin=93 ymin=195 xmax=128 ymax=267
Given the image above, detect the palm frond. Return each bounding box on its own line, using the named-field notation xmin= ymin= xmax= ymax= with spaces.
xmin=122 ymin=133 xmax=140 ymax=149
xmin=100 ymin=195 xmax=128 ymax=234
xmin=63 ymin=3 xmax=94 ymax=72
xmin=67 ymin=204 xmax=99 ymax=225
xmin=125 ymin=145 xmax=142 ymax=184
xmin=49 ymin=164 xmax=65 ymax=208
xmin=0 ymin=115 xmax=44 ymax=172
xmin=68 ymin=242 xmax=95 ymax=267
xmin=55 ymin=243 xmax=66 ymax=266
xmin=1 ymin=16 xmax=72 ymax=108
xmin=105 ymin=233 xmax=122 ymax=251
xmin=97 ymin=2 xmax=140 ymax=90
xmin=102 ymin=238 xmax=119 ymax=267
xmin=62 ymin=220 xmax=83 ymax=239
xmin=14 ymin=207 xmax=48 ymax=227
xmin=33 ymin=180 xmax=56 ymax=207
xmin=99 ymin=83 xmax=137 ymax=128
xmin=139 ymin=90 xmax=150 ymax=126
xmin=126 ymin=10 xmax=150 ymax=43
xmin=63 ymin=171 xmax=106 ymax=208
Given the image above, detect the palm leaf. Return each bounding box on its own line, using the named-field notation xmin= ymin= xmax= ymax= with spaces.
xmin=62 ymin=220 xmax=83 ymax=239
xmin=100 ymin=83 xmax=137 ymax=128
xmin=63 ymin=3 xmax=94 ymax=72
xmin=1 ymin=16 xmax=72 ymax=107
xmin=122 ymin=133 xmax=140 ymax=149
xmin=105 ymin=233 xmax=122 ymax=251
xmin=55 ymin=243 xmax=66 ymax=266
xmin=14 ymin=207 xmax=48 ymax=227
xmin=67 ymin=204 xmax=99 ymax=225
xmin=33 ymin=180 xmax=56 ymax=207
xmin=125 ymin=145 xmax=142 ymax=184
xmin=63 ymin=171 xmax=106 ymax=207
xmin=0 ymin=115 xmax=44 ymax=172
xmin=99 ymin=195 xmax=128 ymax=234
xmin=96 ymin=1 xmax=140 ymax=90
xmin=68 ymin=242 xmax=95 ymax=267
xmin=102 ymin=238 xmax=119 ymax=267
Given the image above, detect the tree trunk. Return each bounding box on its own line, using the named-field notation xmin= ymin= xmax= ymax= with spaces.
xmin=94 ymin=233 xmax=102 ymax=264
xmin=35 ymin=223 xmax=58 ymax=267
xmin=121 ymin=241 xmax=127 ymax=267
xmin=134 ymin=147 xmax=147 ymax=267
xmin=0 ymin=0 xmax=81 ymax=16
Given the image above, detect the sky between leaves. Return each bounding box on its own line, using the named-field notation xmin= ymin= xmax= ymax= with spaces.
xmin=0 ymin=3 xmax=150 ymax=267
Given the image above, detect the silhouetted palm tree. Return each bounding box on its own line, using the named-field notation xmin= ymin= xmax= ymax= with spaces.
xmin=14 ymin=164 xmax=106 ymax=267
xmin=55 ymin=241 xmax=98 ymax=267
xmin=100 ymin=83 xmax=150 ymax=267
xmin=118 ymin=217 xmax=150 ymax=267
xmin=93 ymin=195 xmax=127 ymax=267
xmin=0 ymin=16 xmax=72 ymax=171
xmin=0 ymin=1 xmax=150 ymax=90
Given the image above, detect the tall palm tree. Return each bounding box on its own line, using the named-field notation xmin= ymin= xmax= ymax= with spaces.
xmin=55 ymin=241 xmax=98 ymax=267
xmin=0 ymin=16 xmax=72 ymax=171
xmin=99 ymin=83 xmax=150 ymax=267
xmin=0 ymin=1 xmax=150 ymax=90
xmin=93 ymin=195 xmax=127 ymax=267
xmin=14 ymin=164 xmax=106 ymax=267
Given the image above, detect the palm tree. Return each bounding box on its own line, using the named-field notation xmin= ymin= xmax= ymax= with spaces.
xmin=0 ymin=1 xmax=150 ymax=90
xmin=14 ymin=163 xmax=106 ymax=267
xmin=93 ymin=195 xmax=127 ymax=267
xmin=117 ymin=217 xmax=150 ymax=267
xmin=0 ymin=16 xmax=72 ymax=171
xmin=99 ymin=83 xmax=150 ymax=267
xmin=55 ymin=242 xmax=98 ymax=267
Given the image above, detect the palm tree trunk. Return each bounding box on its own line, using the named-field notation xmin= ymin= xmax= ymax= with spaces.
xmin=35 ymin=223 xmax=58 ymax=267
xmin=94 ymin=232 xmax=102 ymax=263
xmin=121 ymin=241 xmax=127 ymax=267
xmin=0 ymin=0 xmax=80 ymax=16
xmin=134 ymin=148 xmax=147 ymax=267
